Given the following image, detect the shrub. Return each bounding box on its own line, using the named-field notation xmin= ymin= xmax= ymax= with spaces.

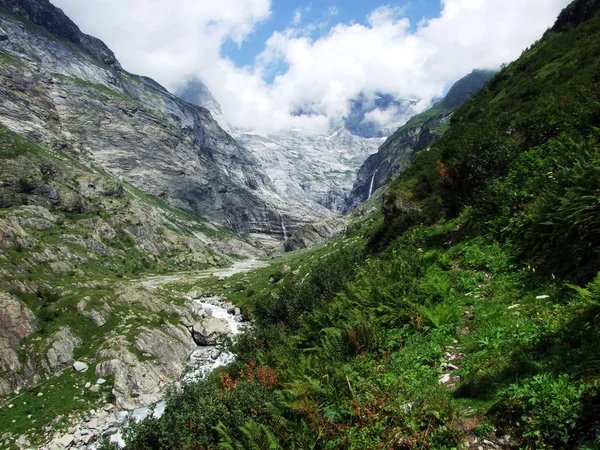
xmin=497 ymin=374 xmax=590 ymax=449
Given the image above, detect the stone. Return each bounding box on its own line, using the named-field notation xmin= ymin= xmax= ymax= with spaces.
xmin=57 ymin=434 xmax=74 ymax=448
xmin=45 ymin=328 xmax=82 ymax=373
xmin=73 ymin=361 xmax=89 ymax=372
xmin=439 ymin=374 xmax=451 ymax=384
xmin=0 ymin=292 xmax=39 ymax=342
xmin=190 ymin=317 xmax=231 ymax=346
xmin=96 ymin=378 xmax=107 ymax=385
xmin=89 ymin=385 xmax=100 ymax=393
xmin=84 ymin=382 xmax=91 ymax=389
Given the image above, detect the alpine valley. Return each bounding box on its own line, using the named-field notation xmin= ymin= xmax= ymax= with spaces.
xmin=1 ymin=0 xmax=600 ymax=449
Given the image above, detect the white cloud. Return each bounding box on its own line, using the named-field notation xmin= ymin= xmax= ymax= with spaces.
xmin=363 ymin=106 xmax=401 ymax=127
xmin=52 ymin=0 xmax=571 ymax=134
xmin=292 ymin=10 xmax=303 ymax=26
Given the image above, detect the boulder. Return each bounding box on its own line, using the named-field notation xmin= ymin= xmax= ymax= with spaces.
xmin=95 ymin=327 xmax=194 ymax=410
xmin=0 ymin=292 xmax=39 ymax=344
xmin=45 ymin=327 xmax=82 ymax=373
xmin=190 ymin=317 xmax=231 ymax=346
xmin=73 ymin=361 xmax=89 ymax=372
xmin=76 ymin=297 xmax=112 ymax=327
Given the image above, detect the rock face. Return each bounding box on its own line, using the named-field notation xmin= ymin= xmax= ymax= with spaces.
xmin=0 ymin=291 xmax=39 ymax=396
xmin=0 ymin=0 xmax=121 ymax=69
xmin=95 ymin=324 xmax=196 ymax=410
xmin=345 ymin=113 xmax=452 ymax=211
xmin=0 ymin=1 xmax=303 ymax=238
xmin=345 ymin=70 xmax=496 ymax=211
xmin=234 ymin=128 xmax=385 ymax=214
xmin=44 ymin=327 xmax=82 ymax=372
xmin=176 ymin=81 xmax=418 ymax=215
xmin=284 ymin=217 xmax=348 ymax=252
xmin=177 ymin=77 xmax=231 ymax=133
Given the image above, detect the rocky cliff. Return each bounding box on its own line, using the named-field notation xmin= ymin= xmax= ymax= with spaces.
xmin=0 ymin=0 xmax=302 ymax=238
xmin=234 ymin=128 xmax=385 ymax=213
xmin=344 ymin=70 xmax=496 ymax=211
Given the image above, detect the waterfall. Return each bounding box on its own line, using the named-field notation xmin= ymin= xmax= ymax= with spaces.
xmin=268 ymin=201 xmax=288 ymax=240
xmin=278 ymin=210 xmax=288 ymax=240
xmin=368 ymin=165 xmax=381 ymax=199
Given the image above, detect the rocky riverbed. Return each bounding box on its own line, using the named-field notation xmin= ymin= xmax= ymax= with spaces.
xmin=40 ymin=295 xmax=248 ymax=450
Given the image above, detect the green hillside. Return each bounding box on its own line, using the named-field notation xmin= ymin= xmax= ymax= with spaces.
xmin=116 ymin=0 xmax=600 ymax=449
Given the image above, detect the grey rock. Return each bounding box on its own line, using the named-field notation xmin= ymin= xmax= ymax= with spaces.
xmin=73 ymin=361 xmax=89 ymax=372
xmin=190 ymin=317 xmax=231 ymax=346
xmin=0 ymin=0 xmax=121 ymax=69
xmin=44 ymin=327 xmax=82 ymax=373
xmin=0 ymin=3 xmax=308 ymax=238
xmin=56 ymin=434 xmax=74 ymax=449
xmin=235 ymin=128 xmax=382 ymax=215
xmin=0 ymin=292 xmax=39 ymax=344
xmin=95 ymin=326 xmax=195 ymax=410
xmin=284 ymin=217 xmax=348 ymax=251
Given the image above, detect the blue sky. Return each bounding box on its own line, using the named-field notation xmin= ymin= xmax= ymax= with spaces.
xmin=53 ymin=0 xmax=570 ymax=133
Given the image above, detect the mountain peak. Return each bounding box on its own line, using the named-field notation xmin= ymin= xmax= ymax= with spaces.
xmin=440 ymin=69 xmax=497 ymax=109
xmin=176 ymin=77 xmax=231 ymax=133
xmin=0 ymin=0 xmax=121 ymax=69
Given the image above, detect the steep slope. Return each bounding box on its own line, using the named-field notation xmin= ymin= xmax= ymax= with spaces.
xmin=176 ymin=77 xmax=231 ymax=134
xmin=119 ymin=2 xmax=600 ymax=449
xmin=0 ymin=0 xmax=301 ymax=238
xmin=345 ymin=70 xmax=495 ymax=211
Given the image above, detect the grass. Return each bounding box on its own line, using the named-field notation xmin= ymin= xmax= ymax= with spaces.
xmin=0 ymin=369 xmax=111 ymax=441
xmin=51 ymin=73 xmax=134 ymax=105
xmin=0 ymin=49 xmax=24 ymax=67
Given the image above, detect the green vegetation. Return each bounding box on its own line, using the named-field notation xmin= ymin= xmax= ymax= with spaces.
xmin=0 ymin=49 xmax=24 ymax=67
xmin=51 ymin=73 xmax=134 ymax=104
xmin=120 ymin=1 xmax=600 ymax=448
xmin=0 ymin=369 xmax=111 ymax=437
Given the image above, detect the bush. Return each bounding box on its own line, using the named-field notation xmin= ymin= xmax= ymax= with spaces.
xmin=497 ymin=374 xmax=591 ymax=449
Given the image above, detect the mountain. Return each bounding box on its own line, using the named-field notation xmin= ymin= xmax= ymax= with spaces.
xmin=176 ymin=81 xmax=421 ymax=214
xmin=176 ymin=77 xmax=231 ymax=134
xmin=234 ymin=128 xmax=385 ymax=213
xmin=0 ymin=0 xmax=304 ymax=239
xmin=0 ymin=0 xmax=283 ymax=414
xmin=344 ymin=69 xmax=496 ymax=211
